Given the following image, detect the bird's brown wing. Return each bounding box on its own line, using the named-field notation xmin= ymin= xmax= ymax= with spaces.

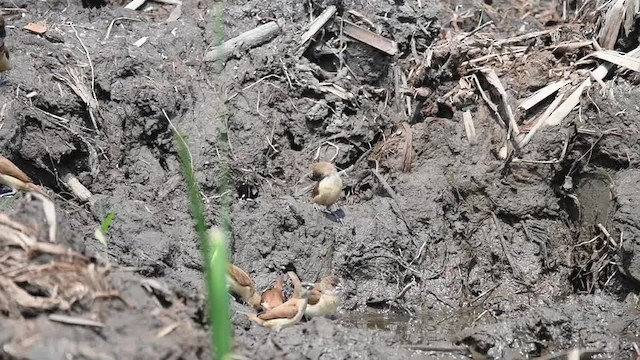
xmin=261 ymin=275 xmax=284 ymax=308
xmin=311 ymin=183 xmax=320 ymax=199
xmin=258 ymin=299 xmax=300 ymax=320
xmin=227 ymin=264 xmax=253 ymax=287
xmin=0 ymin=156 xmax=32 ymax=184
xmin=307 ymin=288 xmax=321 ymax=305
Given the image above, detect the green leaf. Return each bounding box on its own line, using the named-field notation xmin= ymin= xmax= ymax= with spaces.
xmin=101 ymin=212 xmax=116 ymax=235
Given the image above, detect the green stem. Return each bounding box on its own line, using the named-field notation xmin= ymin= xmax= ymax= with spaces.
xmin=175 ymin=135 xmax=232 ymax=359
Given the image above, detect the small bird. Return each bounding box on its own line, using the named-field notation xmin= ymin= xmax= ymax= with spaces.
xmin=244 ymin=282 xmax=315 ymax=331
xmin=0 ymin=155 xmax=46 ymax=196
xmin=310 ymin=161 xmax=343 ymax=221
xmin=260 ymin=273 xmax=285 ymax=311
xmin=287 ymin=272 xmax=344 ymax=319
xmin=0 ymin=14 xmax=11 ymax=72
xmin=226 ymin=263 xmax=262 ymax=311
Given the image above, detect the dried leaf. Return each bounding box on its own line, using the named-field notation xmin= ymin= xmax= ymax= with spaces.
xmin=519 ymin=90 xmax=566 ymax=148
xmin=590 ymin=49 xmax=640 ymax=72
xmin=480 ymin=69 xmax=520 ymax=136
xmin=544 ymin=78 xmax=591 ymax=127
xmin=597 ymin=0 xmax=626 ymax=49
xmin=518 ymin=80 xmax=570 ymax=111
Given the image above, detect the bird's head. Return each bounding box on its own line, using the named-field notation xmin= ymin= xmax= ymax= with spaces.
xmin=310 ymin=161 xmax=338 ymax=181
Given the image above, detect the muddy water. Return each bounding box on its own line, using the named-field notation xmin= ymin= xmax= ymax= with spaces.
xmin=574 ymin=171 xmax=614 ymax=240
xmin=340 ymin=309 xmax=479 ymax=344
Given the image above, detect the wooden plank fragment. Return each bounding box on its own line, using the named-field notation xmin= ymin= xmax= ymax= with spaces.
xmin=342 ymin=20 xmax=398 ymax=55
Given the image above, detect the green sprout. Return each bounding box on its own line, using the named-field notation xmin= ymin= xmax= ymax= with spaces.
xmin=166 ymin=2 xmax=233 ymax=358
xmin=94 ymin=211 xmax=115 ymax=247
xmin=173 ymin=128 xmax=233 ymax=360
xmin=208 ymin=227 xmax=232 ymax=358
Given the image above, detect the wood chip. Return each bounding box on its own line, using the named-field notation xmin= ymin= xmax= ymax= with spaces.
xmin=155 ymin=322 xmax=181 ymax=338
xmin=133 ymin=36 xmax=148 ymax=47
xmin=62 ymin=172 xmax=93 ymax=203
xmin=462 ymin=110 xmax=477 ymax=145
xmin=23 ymin=23 xmax=47 ymax=34
xmin=342 ymin=20 xmax=398 ymax=55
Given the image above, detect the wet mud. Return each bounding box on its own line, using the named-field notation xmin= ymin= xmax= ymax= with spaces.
xmin=0 ymin=0 xmax=639 ymax=359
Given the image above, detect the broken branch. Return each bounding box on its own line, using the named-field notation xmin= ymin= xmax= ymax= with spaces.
xmin=204 ymin=20 xmax=284 ymax=62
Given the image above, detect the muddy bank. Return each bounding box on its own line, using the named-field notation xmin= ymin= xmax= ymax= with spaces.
xmin=0 ymin=0 xmax=639 ymax=359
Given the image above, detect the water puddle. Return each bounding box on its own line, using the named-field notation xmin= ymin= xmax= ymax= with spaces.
xmin=340 ymin=308 xmax=481 ymax=345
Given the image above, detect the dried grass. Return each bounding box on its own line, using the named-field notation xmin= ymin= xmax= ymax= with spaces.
xmin=0 ymin=205 xmax=113 ymax=316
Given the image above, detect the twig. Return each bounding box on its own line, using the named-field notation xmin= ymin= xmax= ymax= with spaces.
xmin=396 ymin=280 xmax=416 ymax=299
xmin=104 ymin=17 xmax=141 ymax=41
xmin=534 ymin=348 xmax=608 ymax=360
xmin=314 ymin=141 xmax=340 ymax=162
xmin=521 ymin=221 xmax=548 ymax=268
xmin=225 ymin=74 xmax=284 ymax=102
xmin=468 ymin=282 xmax=500 ymax=305
xmin=479 ymin=68 xmax=520 ymax=137
xmin=490 ymin=212 xmax=525 ymax=282
xmin=371 ymin=167 xmax=413 ymax=235
xmin=124 ymin=0 xmax=180 ymax=9
xmin=49 ymin=314 xmax=104 ymax=328
xmin=53 ymin=68 xmax=100 ymax=131
xmin=298 ymin=6 xmax=337 ymax=47
xmin=401 ymin=344 xmax=469 ymax=354
xmin=162 ymin=109 xmax=193 ymax=172
xmin=460 ymin=20 xmax=494 ymax=40
xmin=70 ymin=25 xmax=98 ymax=122
xmin=280 ymin=58 xmax=293 ymax=88
xmin=204 ymin=20 xmax=284 ymax=62
xmin=400 ymin=122 xmax=413 ymax=172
